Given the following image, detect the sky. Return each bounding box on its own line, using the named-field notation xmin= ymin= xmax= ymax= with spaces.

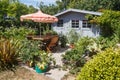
xmin=19 ymin=0 xmax=57 ymax=8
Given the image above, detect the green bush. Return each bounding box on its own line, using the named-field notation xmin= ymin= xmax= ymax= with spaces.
xmin=95 ymin=10 xmax=120 ymax=39
xmin=77 ymin=48 xmax=120 ymax=80
xmin=20 ymin=39 xmax=40 ymax=65
xmin=62 ymin=49 xmax=85 ymax=74
xmin=67 ymin=29 xmax=79 ymax=44
xmin=1 ymin=26 xmax=35 ymax=40
xmin=62 ymin=37 xmax=95 ymax=74
xmin=75 ymin=37 xmax=95 ymax=53
xmin=59 ymin=34 xmax=68 ymax=48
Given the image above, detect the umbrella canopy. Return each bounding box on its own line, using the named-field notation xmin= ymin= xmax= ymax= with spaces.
xmin=20 ymin=10 xmax=58 ymax=23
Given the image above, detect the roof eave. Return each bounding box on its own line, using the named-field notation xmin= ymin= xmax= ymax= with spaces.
xmin=54 ymin=9 xmax=102 ymax=17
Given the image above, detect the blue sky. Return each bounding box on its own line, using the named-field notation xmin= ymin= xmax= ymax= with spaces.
xmin=19 ymin=0 xmax=57 ymax=8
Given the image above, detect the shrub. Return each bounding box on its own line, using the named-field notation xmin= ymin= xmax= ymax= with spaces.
xmin=20 ymin=40 xmax=56 ymax=68
xmin=62 ymin=49 xmax=85 ymax=74
xmin=67 ymin=29 xmax=79 ymax=44
xmin=19 ymin=39 xmax=40 ymax=65
xmin=62 ymin=37 xmax=94 ymax=74
xmin=0 ymin=38 xmax=21 ymax=71
xmin=1 ymin=26 xmax=35 ymax=40
xmin=77 ymin=48 xmax=120 ymax=80
xmin=97 ymin=35 xmax=119 ymax=50
xmin=59 ymin=34 xmax=68 ymax=48
xmin=75 ymin=37 xmax=95 ymax=53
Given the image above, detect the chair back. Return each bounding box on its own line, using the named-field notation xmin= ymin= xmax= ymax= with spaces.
xmin=49 ymin=36 xmax=59 ymax=47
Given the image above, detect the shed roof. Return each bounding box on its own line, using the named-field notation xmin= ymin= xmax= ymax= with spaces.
xmin=55 ymin=9 xmax=102 ymax=16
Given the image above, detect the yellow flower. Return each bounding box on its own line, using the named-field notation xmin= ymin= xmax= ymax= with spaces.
xmin=37 ymin=62 xmax=46 ymax=70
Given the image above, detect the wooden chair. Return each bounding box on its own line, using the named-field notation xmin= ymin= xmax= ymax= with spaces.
xmin=46 ymin=36 xmax=59 ymax=52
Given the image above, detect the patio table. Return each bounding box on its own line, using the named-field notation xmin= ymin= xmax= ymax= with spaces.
xmin=32 ymin=35 xmax=58 ymax=52
xmin=32 ymin=35 xmax=57 ymax=41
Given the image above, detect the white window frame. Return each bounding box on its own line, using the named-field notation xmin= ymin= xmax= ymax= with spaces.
xmin=82 ymin=20 xmax=91 ymax=28
xmin=71 ymin=20 xmax=79 ymax=28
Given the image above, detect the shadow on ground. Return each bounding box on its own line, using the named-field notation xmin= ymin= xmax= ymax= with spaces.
xmin=52 ymin=45 xmax=70 ymax=53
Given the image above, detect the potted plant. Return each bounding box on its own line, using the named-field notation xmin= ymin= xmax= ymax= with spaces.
xmin=20 ymin=40 xmax=40 ymax=67
xmin=67 ymin=29 xmax=79 ymax=48
xmin=59 ymin=34 xmax=68 ymax=48
xmin=35 ymin=62 xmax=48 ymax=73
xmin=35 ymin=51 xmax=56 ymax=73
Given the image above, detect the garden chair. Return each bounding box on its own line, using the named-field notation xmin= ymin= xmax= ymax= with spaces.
xmin=46 ymin=35 xmax=59 ymax=52
xmin=40 ymin=39 xmax=51 ymax=51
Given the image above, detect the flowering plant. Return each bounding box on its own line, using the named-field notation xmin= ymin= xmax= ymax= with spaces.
xmin=35 ymin=51 xmax=56 ymax=70
xmin=37 ymin=62 xmax=47 ymax=70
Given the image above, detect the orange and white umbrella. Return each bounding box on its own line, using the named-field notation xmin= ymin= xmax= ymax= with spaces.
xmin=20 ymin=10 xmax=58 ymax=23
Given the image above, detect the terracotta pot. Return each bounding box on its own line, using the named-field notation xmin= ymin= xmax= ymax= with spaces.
xmin=26 ymin=61 xmax=33 ymax=67
xmin=69 ymin=44 xmax=75 ymax=49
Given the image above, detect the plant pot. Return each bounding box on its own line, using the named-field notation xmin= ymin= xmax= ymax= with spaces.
xmin=69 ymin=44 xmax=75 ymax=49
xmin=35 ymin=65 xmax=48 ymax=73
xmin=26 ymin=61 xmax=31 ymax=67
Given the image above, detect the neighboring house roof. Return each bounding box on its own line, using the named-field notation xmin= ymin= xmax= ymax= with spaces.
xmin=55 ymin=9 xmax=102 ymax=16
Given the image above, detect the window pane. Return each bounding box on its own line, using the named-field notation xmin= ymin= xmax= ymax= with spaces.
xmin=82 ymin=20 xmax=91 ymax=28
xmin=76 ymin=23 xmax=79 ymax=25
xmin=57 ymin=19 xmax=63 ymax=27
xmin=76 ymin=20 xmax=79 ymax=23
xmin=72 ymin=20 xmax=79 ymax=28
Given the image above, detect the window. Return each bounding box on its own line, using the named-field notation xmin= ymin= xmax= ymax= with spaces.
xmin=72 ymin=20 xmax=79 ymax=28
xmin=82 ymin=20 xmax=91 ymax=28
xmin=57 ymin=19 xmax=63 ymax=27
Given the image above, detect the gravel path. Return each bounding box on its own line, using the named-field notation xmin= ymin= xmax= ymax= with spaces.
xmin=45 ymin=47 xmax=70 ymax=80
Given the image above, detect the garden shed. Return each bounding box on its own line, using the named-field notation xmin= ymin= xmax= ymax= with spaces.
xmin=52 ymin=9 xmax=102 ymax=37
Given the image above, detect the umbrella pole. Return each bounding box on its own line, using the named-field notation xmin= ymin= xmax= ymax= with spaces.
xmin=39 ymin=23 xmax=41 ymax=37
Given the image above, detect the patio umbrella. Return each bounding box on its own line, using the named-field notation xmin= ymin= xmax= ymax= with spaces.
xmin=20 ymin=10 xmax=58 ymax=23
xmin=20 ymin=10 xmax=58 ymax=35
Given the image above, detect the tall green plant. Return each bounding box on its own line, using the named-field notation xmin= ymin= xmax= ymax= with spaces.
xmin=1 ymin=27 xmax=35 ymax=40
xmin=20 ymin=40 xmax=40 ymax=64
xmin=0 ymin=38 xmax=21 ymax=71
xmin=67 ymin=29 xmax=79 ymax=44
xmin=59 ymin=34 xmax=68 ymax=48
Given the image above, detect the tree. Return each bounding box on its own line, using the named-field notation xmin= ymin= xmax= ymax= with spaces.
xmin=28 ymin=5 xmax=37 ymax=13
xmin=0 ymin=0 xmax=9 ymax=19
xmin=0 ymin=0 xmax=37 ymax=27
xmin=95 ymin=10 xmax=120 ymax=40
xmin=38 ymin=2 xmax=58 ymax=15
xmin=55 ymin=0 xmax=120 ymax=11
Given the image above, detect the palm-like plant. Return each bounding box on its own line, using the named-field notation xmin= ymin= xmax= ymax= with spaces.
xmin=0 ymin=38 xmax=21 ymax=71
